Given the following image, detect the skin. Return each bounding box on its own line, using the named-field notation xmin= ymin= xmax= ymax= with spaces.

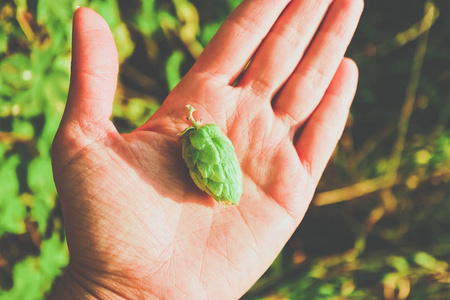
xmin=50 ymin=0 xmax=364 ymax=299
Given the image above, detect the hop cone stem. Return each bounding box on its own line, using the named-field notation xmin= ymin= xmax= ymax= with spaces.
xmin=186 ymin=105 xmax=201 ymax=129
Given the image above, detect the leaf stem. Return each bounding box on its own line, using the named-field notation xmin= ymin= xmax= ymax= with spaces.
xmin=186 ymin=105 xmax=201 ymax=128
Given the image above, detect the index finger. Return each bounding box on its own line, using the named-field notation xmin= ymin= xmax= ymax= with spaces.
xmin=191 ymin=0 xmax=292 ymax=84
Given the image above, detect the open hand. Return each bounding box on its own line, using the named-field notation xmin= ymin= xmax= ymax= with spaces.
xmin=51 ymin=0 xmax=363 ymax=298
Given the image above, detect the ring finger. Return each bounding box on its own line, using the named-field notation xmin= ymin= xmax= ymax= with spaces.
xmin=236 ymin=0 xmax=333 ymax=99
xmin=274 ymin=0 xmax=364 ymax=129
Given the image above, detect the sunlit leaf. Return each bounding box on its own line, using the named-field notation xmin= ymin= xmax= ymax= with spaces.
xmin=89 ymin=0 xmax=134 ymax=62
xmin=0 ymin=234 xmax=67 ymax=299
xmin=134 ymin=0 xmax=159 ymax=35
xmin=39 ymin=234 xmax=69 ymax=279
xmin=414 ymin=252 xmax=437 ymax=269
xmin=0 ymin=257 xmax=44 ymax=299
xmin=0 ymin=26 xmax=7 ymax=55
xmin=200 ymin=22 xmax=221 ymax=46
xmin=0 ymin=155 xmax=26 ymax=234
xmin=166 ymin=50 xmax=184 ymax=90
xmin=28 ymin=157 xmax=54 ymax=193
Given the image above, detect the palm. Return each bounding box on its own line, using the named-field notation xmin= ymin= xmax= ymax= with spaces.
xmin=57 ymin=80 xmax=304 ymax=297
xmin=52 ymin=1 xmax=363 ymax=299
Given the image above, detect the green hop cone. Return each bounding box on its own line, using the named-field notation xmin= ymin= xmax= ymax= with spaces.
xmin=179 ymin=105 xmax=243 ymax=206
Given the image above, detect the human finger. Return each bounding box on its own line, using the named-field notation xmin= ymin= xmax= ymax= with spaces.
xmin=191 ymin=0 xmax=292 ymax=84
xmin=274 ymin=0 xmax=364 ymax=127
xmin=236 ymin=0 xmax=332 ymax=98
xmin=60 ymin=7 xmax=119 ymax=129
xmin=295 ymin=58 xmax=358 ymax=183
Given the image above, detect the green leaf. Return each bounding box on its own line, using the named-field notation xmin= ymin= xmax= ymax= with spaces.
xmin=31 ymin=191 xmax=54 ymax=234
xmin=28 ymin=157 xmax=54 ymax=193
xmin=39 ymin=234 xmax=69 ymax=279
xmin=318 ymin=283 xmax=337 ymax=296
xmin=166 ymin=50 xmax=184 ymax=90
xmin=0 ymin=198 xmax=26 ymax=234
xmin=0 ymin=155 xmax=20 ymax=197
xmin=0 ymin=155 xmax=26 ymax=235
xmin=134 ymin=0 xmax=159 ymax=35
xmin=89 ymin=0 xmax=134 ymax=62
xmin=0 ymin=235 xmax=67 ymax=299
xmin=414 ymin=252 xmax=438 ymax=269
xmin=0 ymin=257 xmax=44 ymax=300
xmin=12 ymin=118 xmax=34 ymax=136
xmin=0 ymin=26 xmax=8 ymax=55
xmin=0 ymin=54 xmax=33 ymax=90
xmin=200 ymin=22 xmax=221 ymax=46
xmin=27 ymin=157 xmax=56 ymax=233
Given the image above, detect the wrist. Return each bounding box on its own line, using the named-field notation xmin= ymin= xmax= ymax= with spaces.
xmin=50 ymin=265 xmax=96 ymax=299
xmin=50 ymin=262 xmax=161 ymax=300
xmin=49 ymin=264 xmax=126 ymax=300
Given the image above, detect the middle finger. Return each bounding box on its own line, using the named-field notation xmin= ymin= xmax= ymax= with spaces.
xmin=236 ymin=0 xmax=333 ymax=99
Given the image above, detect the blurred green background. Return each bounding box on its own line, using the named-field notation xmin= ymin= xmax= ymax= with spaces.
xmin=0 ymin=0 xmax=449 ymax=298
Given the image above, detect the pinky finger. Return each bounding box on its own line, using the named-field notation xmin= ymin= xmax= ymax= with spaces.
xmin=295 ymin=58 xmax=359 ymax=183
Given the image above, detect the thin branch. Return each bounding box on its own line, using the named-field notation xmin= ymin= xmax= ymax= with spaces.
xmin=16 ymin=9 xmax=35 ymax=42
xmin=376 ymin=2 xmax=439 ymax=56
xmin=355 ymin=121 xmax=395 ymax=164
xmin=314 ymin=175 xmax=392 ymax=206
xmin=0 ymin=131 xmax=33 ymax=144
xmin=388 ymin=0 xmax=436 ymax=184
xmin=314 ymin=1 xmax=438 ymax=206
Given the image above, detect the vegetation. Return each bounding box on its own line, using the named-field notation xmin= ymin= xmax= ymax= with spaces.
xmin=0 ymin=0 xmax=448 ymax=298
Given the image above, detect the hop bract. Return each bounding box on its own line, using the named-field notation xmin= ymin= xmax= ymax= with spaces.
xmin=180 ymin=105 xmax=243 ymax=206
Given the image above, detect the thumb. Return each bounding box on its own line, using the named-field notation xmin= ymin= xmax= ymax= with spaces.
xmin=61 ymin=7 xmax=119 ymax=131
